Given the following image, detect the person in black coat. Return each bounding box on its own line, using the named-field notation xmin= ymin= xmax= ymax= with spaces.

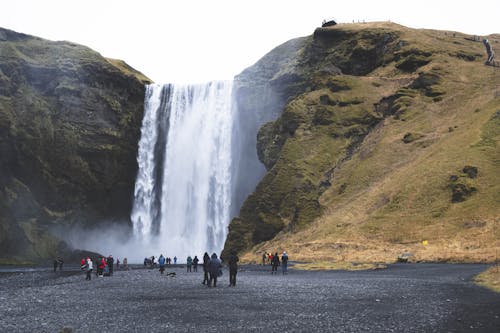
xmin=271 ymin=252 xmax=280 ymax=275
xmin=192 ymin=255 xmax=199 ymax=272
xmin=228 ymin=251 xmax=239 ymax=287
xmin=202 ymin=252 xmax=210 ymax=285
xmin=207 ymin=253 xmax=222 ymax=287
xmin=106 ymin=255 xmax=114 ymax=276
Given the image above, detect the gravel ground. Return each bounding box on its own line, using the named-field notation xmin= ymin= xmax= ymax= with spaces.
xmin=0 ymin=263 xmax=498 ymax=332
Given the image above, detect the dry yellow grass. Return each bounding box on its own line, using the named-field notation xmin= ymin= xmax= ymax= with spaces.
xmin=239 ymin=23 xmax=500 ymax=266
xmin=292 ymin=261 xmax=386 ymax=271
xmin=474 ymin=266 xmax=500 ymax=292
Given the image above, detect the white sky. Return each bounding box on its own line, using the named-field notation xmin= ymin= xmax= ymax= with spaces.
xmin=1 ymin=0 xmax=499 ymax=83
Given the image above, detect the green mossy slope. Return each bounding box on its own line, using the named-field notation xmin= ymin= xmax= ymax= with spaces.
xmin=224 ymin=22 xmax=500 ymax=263
xmin=0 ymin=27 xmax=151 ymax=263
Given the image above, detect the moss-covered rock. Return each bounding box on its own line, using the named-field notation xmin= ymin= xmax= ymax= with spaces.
xmin=0 ymin=27 xmax=151 ymax=262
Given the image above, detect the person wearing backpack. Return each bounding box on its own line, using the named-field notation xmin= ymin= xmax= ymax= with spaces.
xmin=208 ymin=253 xmax=222 ymax=287
xmin=228 ymin=250 xmax=239 ymax=287
xmin=281 ymin=251 xmax=289 ymax=275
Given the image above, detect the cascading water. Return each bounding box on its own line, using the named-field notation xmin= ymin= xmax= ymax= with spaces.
xmin=131 ymin=81 xmax=235 ymax=261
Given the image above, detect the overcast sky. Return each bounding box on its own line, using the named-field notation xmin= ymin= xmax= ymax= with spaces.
xmin=1 ymin=0 xmax=499 ymax=83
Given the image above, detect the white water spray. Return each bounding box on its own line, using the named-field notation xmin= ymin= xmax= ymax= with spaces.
xmin=130 ymin=81 xmax=234 ymax=261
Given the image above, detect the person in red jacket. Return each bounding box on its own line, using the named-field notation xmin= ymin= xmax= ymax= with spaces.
xmin=97 ymin=256 xmax=106 ymax=277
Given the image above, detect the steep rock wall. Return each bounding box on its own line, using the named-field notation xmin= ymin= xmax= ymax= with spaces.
xmin=0 ymin=28 xmax=150 ymax=263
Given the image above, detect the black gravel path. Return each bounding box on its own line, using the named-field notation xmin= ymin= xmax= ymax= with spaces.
xmin=0 ymin=263 xmax=498 ymax=332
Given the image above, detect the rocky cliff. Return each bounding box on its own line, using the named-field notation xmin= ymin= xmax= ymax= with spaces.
xmin=224 ymin=22 xmax=500 ymax=263
xmin=0 ymin=28 xmax=150 ymax=263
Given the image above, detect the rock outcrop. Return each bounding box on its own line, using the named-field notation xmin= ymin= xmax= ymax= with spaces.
xmin=223 ymin=22 xmax=500 ymax=262
xmin=0 ymin=27 xmax=150 ymax=263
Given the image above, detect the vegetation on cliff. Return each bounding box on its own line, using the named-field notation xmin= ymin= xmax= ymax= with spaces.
xmin=224 ymin=22 xmax=499 ymax=265
xmin=0 ymin=27 xmax=150 ymax=263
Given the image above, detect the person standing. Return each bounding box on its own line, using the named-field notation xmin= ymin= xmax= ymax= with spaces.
xmin=107 ymin=255 xmax=114 ymax=276
xmin=85 ymin=257 xmax=93 ymax=281
xmin=186 ymin=256 xmax=193 ymax=272
xmin=53 ymin=258 xmax=58 ymax=273
xmin=202 ymin=252 xmax=210 ymax=285
xmin=208 ymin=253 xmax=222 ymax=287
xmin=123 ymin=257 xmax=128 ymax=270
xmin=57 ymin=257 xmax=64 ymax=271
xmin=159 ymin=254 xmax=166 ymax=274
xmin=97 ymin=256 xmax=106 ymax=277
xmin=116 ymin=258 xmax=120 ymax=271
xmin=262 ymin=252 xmax=267 ymax=266
xmin=173 ymin=256 xmax=177 ymax=265
xmin=281 ymin=251 xmax=289 ymax=275
xmin=192 ymin=255 xmax=199 ymax=272
xmin=271 ymin=252 xmax=280 ymax=275
xmin=228 ymin=251 xmax=239 ymax=287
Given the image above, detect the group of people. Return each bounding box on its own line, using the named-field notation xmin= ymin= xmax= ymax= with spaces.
xmin=80 ymin=255 xmax=128 ymax=280
xmin=263 ymin=251 xmax=289 ymax=275
xmin=144 ymin=256 xmax=176 ymax=267
xmin=186 ymin=255 xmax=200 ymax=272
xmin=77 ymin=250 xmax=288 ymax=284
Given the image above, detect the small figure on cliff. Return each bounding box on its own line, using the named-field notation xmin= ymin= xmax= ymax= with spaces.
xmin=483 ymin=39 xmax=495 ymax=64
xmin=173 ymin=256 xmax=177 ymax=265
xmin=123 ymin=257 xmax=128 ymax=270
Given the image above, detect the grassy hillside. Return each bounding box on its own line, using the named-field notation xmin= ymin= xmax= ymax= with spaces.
xmin=225 ymin=22 xmax=499 ymax=264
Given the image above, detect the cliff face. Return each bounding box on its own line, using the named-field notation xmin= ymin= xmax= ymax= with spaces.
xmin=224 ymin=22 xmax=500 ymax=263
xmin=0 ymin=28 xmax=150 ymax=263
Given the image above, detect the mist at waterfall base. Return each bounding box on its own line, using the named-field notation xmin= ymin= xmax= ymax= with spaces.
xmin=66 ymin=81 xmax=242 ymax=263
xmin=62 ymin=79 xmax=271 ymax=263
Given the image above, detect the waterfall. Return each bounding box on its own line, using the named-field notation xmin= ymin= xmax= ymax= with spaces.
xmin=131 ymin=81 xmax=235 ymax=261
